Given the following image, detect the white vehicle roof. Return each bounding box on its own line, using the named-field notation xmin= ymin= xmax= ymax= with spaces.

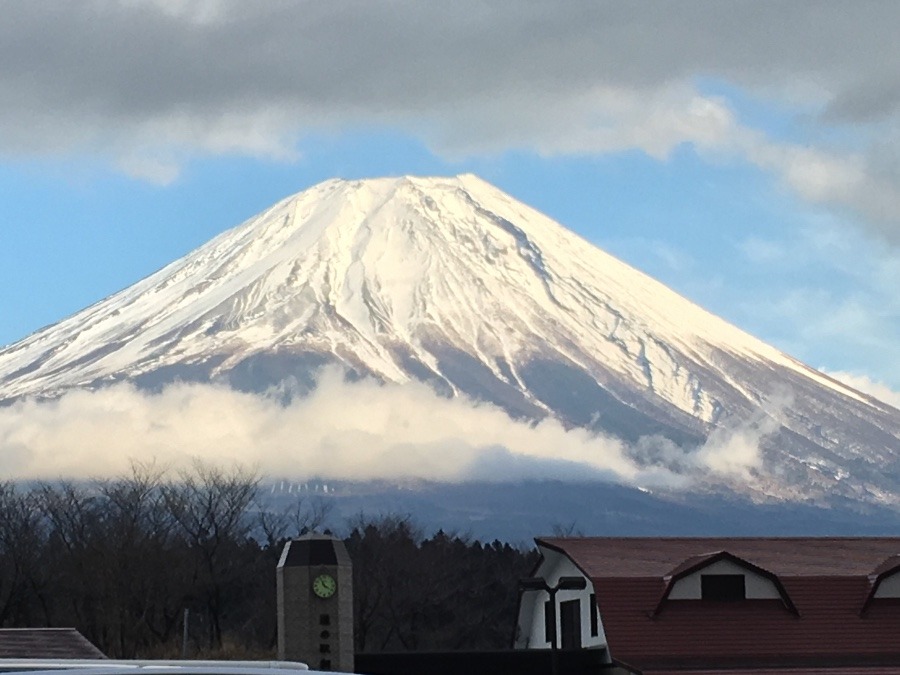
xmin=0 ymin=661 xmax=316 ymax=675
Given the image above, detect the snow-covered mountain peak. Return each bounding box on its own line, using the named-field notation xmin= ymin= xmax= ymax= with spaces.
xmin=0 ymin=175 xmax=871 ymax=413
xmin=3 ymin=174 xmax=900 ymax=507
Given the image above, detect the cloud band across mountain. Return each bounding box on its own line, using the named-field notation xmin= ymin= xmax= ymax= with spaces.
xmin=0 ymin=371 xmax=765 ymax=488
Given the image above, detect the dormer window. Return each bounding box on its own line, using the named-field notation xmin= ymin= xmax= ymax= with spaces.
xmin=701 ymin=574 xmax=746 ymax=601
xmin=654 ymin=551 xmax=798 ymax=616
xmin=861 ymin=556 xmax=900 ymax=614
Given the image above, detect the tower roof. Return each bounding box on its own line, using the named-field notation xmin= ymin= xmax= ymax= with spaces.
xmin=278 ymin=533 xmax=350 ymax=568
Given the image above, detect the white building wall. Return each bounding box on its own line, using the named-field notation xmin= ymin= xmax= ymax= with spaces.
xmin=667 ymin=559 xmax=781 ymax=599
xmin=874 ymin=571 xmax=900 ymax=597
xmin=514 ymin=546 xmax=608 ymax=656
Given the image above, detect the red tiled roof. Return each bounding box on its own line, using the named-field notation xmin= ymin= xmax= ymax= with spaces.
xmin=870 ymin=555 xmax=900 ymax=577
xmin=538 ymin=537 xmax=900 ymax=671
xmin=538 ymin=537 xmax=900 ymax=578
xmin=0 ymin=628 xmax=106 ymax=659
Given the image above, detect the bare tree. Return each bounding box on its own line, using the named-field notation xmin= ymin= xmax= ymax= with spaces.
xmin=551 ymin=521 xmax=584 ymax=537
xmin=94 ymin=461 xmax=182 ymax=656
xmin=33 ymin=480 xmax=104 ymax=638
xmin=0 ymin=482 xmax=45 ymax=626
xmin=255 ymin=495 xmax=333 ymax=550
xmin=161 ymin=461 xmax=260 ymax=649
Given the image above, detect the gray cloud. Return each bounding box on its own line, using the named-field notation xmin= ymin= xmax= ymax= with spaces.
xmin=3 ymin=2 xmax=895 ymax=121
xmin=3 ymin=1 xmax=900 ymax=235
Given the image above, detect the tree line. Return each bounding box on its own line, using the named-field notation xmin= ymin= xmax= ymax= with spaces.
xmin=0 ymin=463 xmax=538 ymax=658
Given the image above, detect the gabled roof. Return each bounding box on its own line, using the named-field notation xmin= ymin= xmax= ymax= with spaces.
xmin=536 ymin=537 xmax=900 ymax=671
xmin=652 ymin=550 xmax=798 ymax=616
xmin=0 ymin=628 xmax=105 ymax=659
xmin=862 ymin=555 xmax=900 ymax=614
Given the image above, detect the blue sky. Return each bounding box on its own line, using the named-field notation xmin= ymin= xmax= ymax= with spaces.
xmin=2 ymin=1 xmax=900 ymax=405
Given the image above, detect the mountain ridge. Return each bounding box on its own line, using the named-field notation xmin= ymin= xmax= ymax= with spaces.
xmin=1 ymin=175 xmax=898 ymax=508
xmin=0 ymin=174 xmax=869 ymax=405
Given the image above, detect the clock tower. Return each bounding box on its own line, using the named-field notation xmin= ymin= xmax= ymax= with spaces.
xmin=277 ymin=533 xmax=354 ymax=672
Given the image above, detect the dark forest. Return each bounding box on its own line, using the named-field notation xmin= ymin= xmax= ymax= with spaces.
xmin=0 ymin=463 xmax=538 ymax=658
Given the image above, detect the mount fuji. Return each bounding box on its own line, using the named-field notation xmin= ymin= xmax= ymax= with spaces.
xmin=2 ymin=175 xmax=899 ymax=515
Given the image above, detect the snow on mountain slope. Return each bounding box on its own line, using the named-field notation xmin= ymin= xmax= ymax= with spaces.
xmin=1 ymin=175 xmax=899 ymax=504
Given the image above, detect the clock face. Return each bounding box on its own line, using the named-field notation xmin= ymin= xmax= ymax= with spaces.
xmin=312 ymin=573 xmax=337 ymax=599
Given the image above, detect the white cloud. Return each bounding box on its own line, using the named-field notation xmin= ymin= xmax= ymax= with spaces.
xmin=824 ymin=371 xmax=900 ymax=410
xmin=694 ymin=401 xmax=781 ymax=480
xmin=0 ymin=370 xmax=774 ymax=487
xmin=439 ymin=86 xmax=737 ymax=160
